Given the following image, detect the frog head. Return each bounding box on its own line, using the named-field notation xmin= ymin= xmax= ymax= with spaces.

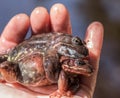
xmin=61 ymin=58 xmax=93 ymax=76
xmin=53 ymin=34 xmax=89 ymax=59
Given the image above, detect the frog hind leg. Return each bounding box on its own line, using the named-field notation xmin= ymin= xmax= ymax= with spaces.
xmin=0 ymin=61 xmax=21 ymax=83
xmin=17 ymin=53 xmax=47 ymax=86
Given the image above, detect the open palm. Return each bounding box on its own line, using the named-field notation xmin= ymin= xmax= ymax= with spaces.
xmin=0 ymin=4 xmax=103 ymax=98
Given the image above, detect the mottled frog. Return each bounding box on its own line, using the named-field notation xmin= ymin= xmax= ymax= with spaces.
xmin=0 ymin=32 xmax=93 ymax=97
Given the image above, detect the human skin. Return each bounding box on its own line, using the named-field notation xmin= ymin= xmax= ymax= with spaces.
xmin=0 ymin=3 xmax=104 ymax=98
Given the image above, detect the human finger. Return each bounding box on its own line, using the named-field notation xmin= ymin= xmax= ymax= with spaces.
xmin=50 ymin=3 xmax=72 ymax=34
xmin=78 ymin=22 xmax=104 ymax=98
xmin=30 ymin=7 xmax=50 ymax=34
xmin=0 ymin=14 xmax=30 ymax=52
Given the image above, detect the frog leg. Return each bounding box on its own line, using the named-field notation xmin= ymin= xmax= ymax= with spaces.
xmin=0 ymin=53 xmax=45 ymax=86
xmin=68 ymin=76 xmax=80 ymax=94
xmin=50 ymin=70 xmax=70 ymax=98
xmin=0 ymin=61 xmax=21 ymax=83
xmin=17 ymin=53 xmax=47 ymax=86
xmin=50 ymin=71 xmax=80 ymax=98
xmin=43 ymin=53 xmax=61 ymax=83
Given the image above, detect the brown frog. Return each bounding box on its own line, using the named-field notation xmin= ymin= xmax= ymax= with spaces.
xmin=0 ymin=32 xmax=93 ymax=97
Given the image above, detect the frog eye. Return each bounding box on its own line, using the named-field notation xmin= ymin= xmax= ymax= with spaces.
xmin=75 ymin=59 xmax=85 ymax=66
xmin=72 ymin=37 xmax=83 ymax=45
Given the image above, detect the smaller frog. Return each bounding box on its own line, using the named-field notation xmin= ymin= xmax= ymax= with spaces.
xmin=0 ymin=32 xmax=93 ymax=98
xmin=50 ymin=57 xmax=93 ymax=97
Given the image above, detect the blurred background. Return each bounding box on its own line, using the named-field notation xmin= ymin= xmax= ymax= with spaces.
xmin=0 ymin=0 xmax=120 ymax=98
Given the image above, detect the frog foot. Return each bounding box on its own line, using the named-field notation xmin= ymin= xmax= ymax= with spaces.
xmin=50 ymin=90 xmax=72 ymax=98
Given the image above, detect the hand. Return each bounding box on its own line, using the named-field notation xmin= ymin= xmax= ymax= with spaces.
xmin=0 ymin=3 xmax=103 ymax=98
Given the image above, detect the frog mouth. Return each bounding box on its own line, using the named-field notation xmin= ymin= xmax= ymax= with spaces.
xmin=61 ymin=58 xmax=93 ymax=77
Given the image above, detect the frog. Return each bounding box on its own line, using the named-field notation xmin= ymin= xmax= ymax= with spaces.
xmin=0 ymin=32 xmax=93 ymax=98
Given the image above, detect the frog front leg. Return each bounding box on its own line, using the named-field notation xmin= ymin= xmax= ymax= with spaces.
xmin=50 ymin=71 xmax=80 ymax=98
xmin=0 ymin=53 xmax=46 ymax=86
xmin=50 ymin=70 xmax=70 ymax=98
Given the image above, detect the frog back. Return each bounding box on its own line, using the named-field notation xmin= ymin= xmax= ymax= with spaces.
xmin=8 ymin=33 xmax=54 ymax=62
xmin=7 ymin=32 xmax=72 ymax=62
